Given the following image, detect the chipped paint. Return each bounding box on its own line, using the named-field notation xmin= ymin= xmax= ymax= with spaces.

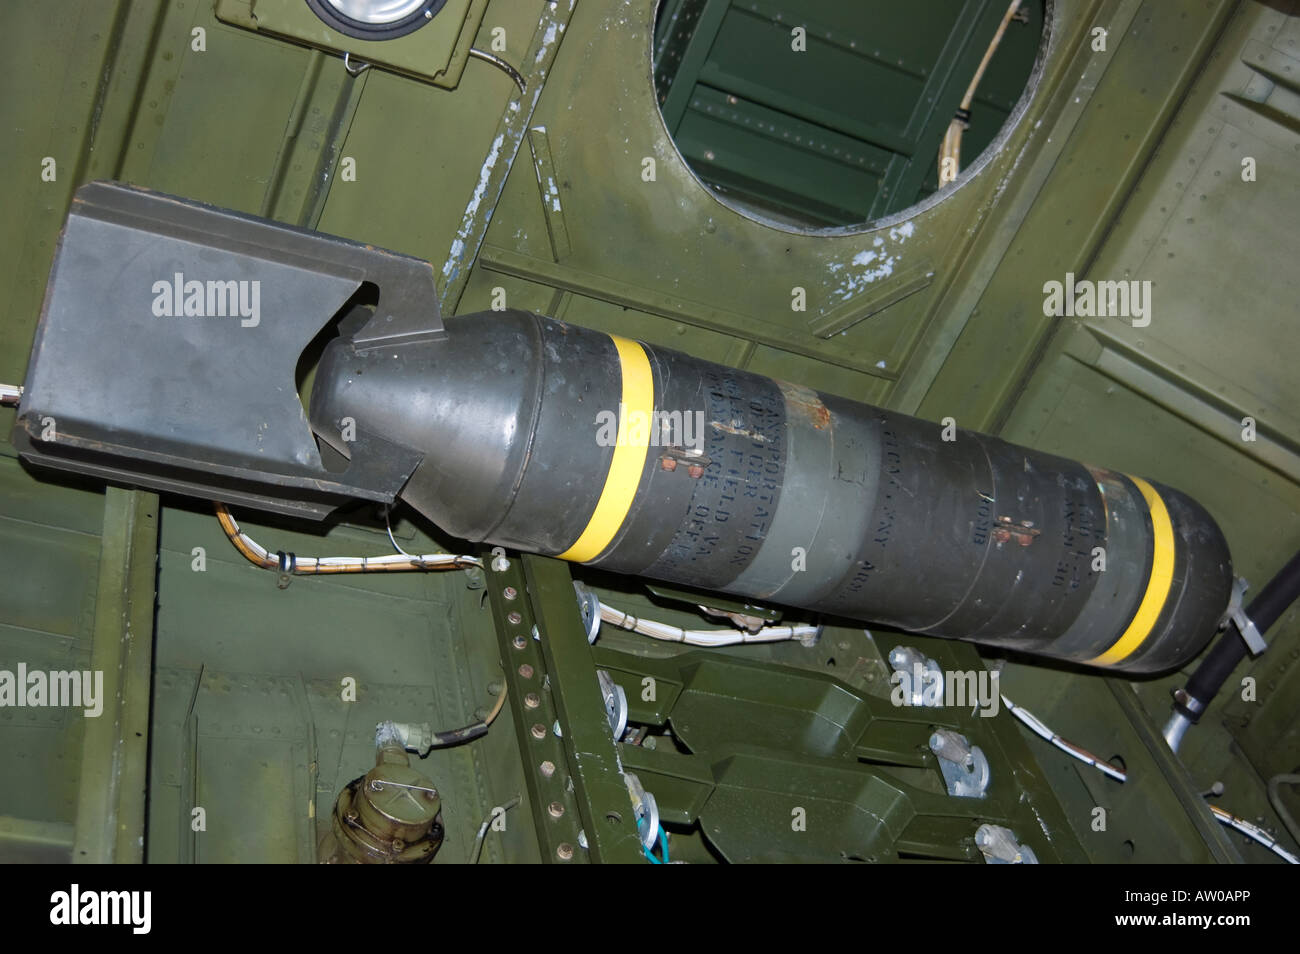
xmin=438 ymin=1 xmax=575 ymax=309
xmin=825 ymin=219 xmax=917 ymax=299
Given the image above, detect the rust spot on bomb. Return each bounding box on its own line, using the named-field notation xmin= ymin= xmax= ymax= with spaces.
xmin=993 ymin=516 xmax=1040 ymax=547
xmin=779 ymin=381 xmax=831 ymax=430
xmin=788 ymin=393 xmax=831 ymax=430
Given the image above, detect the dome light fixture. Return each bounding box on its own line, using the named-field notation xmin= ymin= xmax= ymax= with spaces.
xmin=305 ymin=0 xmax=447 ymax=41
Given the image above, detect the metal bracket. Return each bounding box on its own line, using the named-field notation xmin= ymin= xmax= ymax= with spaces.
xmin=975 ymin=824 xmax=1037 ymax=864
xmin=597 ymin=670 xmax=628 ymax=742
xmin=15 ymin=181 xmax=442 ymax=519
xmin=574 ymin=581 xmax=601 ymax=643
xmin=930 ymin=728 xmax=991 ymax=798
xmin=625 ymin=772 xmax=660 ymax=851
xmin=1221 ymin=577 xmax=1268 ymax=656
xmin=888 ymin=645 xmax=944 ymax=707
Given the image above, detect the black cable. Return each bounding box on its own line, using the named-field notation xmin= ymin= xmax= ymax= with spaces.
xmin=426 ymin=721 xmax=489 ymax=750
xmin=1175 ymin=549 xmax=1300 ymax=723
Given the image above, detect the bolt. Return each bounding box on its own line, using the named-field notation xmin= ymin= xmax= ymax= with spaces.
xmin=660 ymin=457 xmax=677 ymax=472
xmin=687 ymin=464 xmax=705 ymax=478
xmin=507 ymin=611 xmax=522 ymax=625
xmin=524 ymin=692 xmax=541 ymax=709
xmin=540 ymin=760 xmax=556 ymax=778
xmin=391 ymin=838 xmax=405 ymax=851
xmin=503 ymin=586 xmax=517 ymax=600
xmin=557 ymin=843 xmax=574 ymax=860
xmin=548 ymin=801 xmax=565 ymax=818
xmin=512 ymin=634 xmax=527 ymax=650
xmin=519 ymin=663 xmax=535 ymax=679
xmin=531 ymin=723 xmax=546 ymax=740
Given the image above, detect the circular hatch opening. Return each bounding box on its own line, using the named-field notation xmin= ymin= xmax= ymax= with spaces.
xmin=652 ymin=0 xmax=1047 ymax=233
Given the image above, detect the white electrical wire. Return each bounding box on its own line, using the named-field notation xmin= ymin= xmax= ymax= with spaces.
xmin=216 ymin=502 xmax=481 ymax=574
xmin=1001 ymin=694 xmax=1128 ymax=782
xmin=1210 ymin=805 xmax=1299 ymax=864
xmin=597 ymin=599 xmax=818 ymax=647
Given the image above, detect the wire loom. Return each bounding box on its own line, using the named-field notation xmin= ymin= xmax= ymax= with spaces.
xmin=214 ymin=502 xmax=482 ymax=575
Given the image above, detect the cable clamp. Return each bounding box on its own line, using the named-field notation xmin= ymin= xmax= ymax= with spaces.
xmin=1221 ymin=577 xmax=1267 ymax=656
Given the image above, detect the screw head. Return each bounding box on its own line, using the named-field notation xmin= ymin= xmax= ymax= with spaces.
xmin=548 ymin=801 xmax=565 ymax=818
xmin=660 ymin=457 xmax=677 ymax=472
xmin=503 ymin=586 xmax=518 ymax=600
xmin=512 ymin=634 xmax=527 ymax=650
xmin=524 ymin=692 xmax=541 ymax=709
xmin=687 ymin=464 xmax=705 ymax=478
xmin=507 ymin=611 xmax=522 ymax=625
xmin=557 ymin=842 xmax=574 ymax=860
xmin=540 ymin=760 xmax=556 ymax=778
xmin=530 ymin=723 xmax=546 ymax=740
xmin=518 ymin=663 xmax=535 ymax=679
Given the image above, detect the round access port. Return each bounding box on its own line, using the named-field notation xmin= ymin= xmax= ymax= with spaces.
xmin=651 ymin=0 xmax=1047 ymax=232
xmin=306 ymin=0 xmax=449 ymax=41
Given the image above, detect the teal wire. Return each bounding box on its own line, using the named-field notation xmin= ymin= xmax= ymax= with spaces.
xmin=637 ymin=814 xmax=669 ymax=864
